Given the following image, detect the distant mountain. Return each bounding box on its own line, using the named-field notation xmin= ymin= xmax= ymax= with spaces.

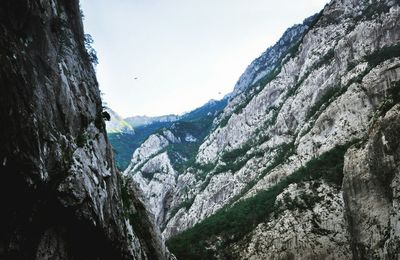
xmin=125 ymin=114 xmax=179 ymax=127
xmin=109 ymin=121 xmax=174 ymax=170
xmin=108 ymin=98 xmax=228 ymax=170
xmin=105 ymin=108 xmax=134 ymax=133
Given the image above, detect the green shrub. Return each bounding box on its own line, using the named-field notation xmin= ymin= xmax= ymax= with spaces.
xmin=221 ymin=144 xmax=251 ymax=163
xmin=288 ymin=48 xmax=335 ymax=98
xmin=169 ymin=197 xmax=196 ymax=218
xmin=306 ymin=86 xmax=341 ymax=119
xmin=365 ymin=44 xmax=400 ymax=68
xmin=84 ymin=34 xmax=98 ymax=66
xmin=344 ymin=44 xmax=400 ymax=94
xmin=76 ymin=132 xmax=88 ymax=148
xmin=219 ymin=116 xmax=230 ymax=128
xmin=51 ymin=17 xmax=69 ymax=61
xmin=361 ymin=1 xmax=391 ymax=22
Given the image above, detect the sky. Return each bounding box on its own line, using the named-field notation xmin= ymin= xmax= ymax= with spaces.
xmin=81 ymin=0 xmax=330 ymax=118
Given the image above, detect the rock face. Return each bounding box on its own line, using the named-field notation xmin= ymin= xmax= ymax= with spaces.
xmin=231 ymin=181 xmax=352 ymax=260
xmin=0 ymin=0 xmax=170 ymax=259
xmin=343 ymin=104 xmax=400 ymax=259
xmin=121 ymin=0 xmax=400 ymax=258
xmin=125 ymin=131 xmax=179 ymax=227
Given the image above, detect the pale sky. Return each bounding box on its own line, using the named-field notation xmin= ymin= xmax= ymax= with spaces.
xmin=81 ymin=0 xmax=330 ymax=118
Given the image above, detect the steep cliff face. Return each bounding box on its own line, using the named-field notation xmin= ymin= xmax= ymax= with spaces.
xmin=0 ymin=0 xmax=169 ymax=259
xmin=343 ymin=103 xmax=400 ymax=259
xmin=118 ymin=0 xmax=400 ymax=258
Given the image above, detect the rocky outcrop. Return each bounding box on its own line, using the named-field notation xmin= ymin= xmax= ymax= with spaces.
xmin=125 ymin=130 xmax=179 ymax=227
xmin=123 ymin=99 xmax=227 ymax=230
xmin=230 ymin=181 xmax=352 ymax=260
xmin=0 ymin=0 xmax=169 ymax=259
xmin=343 ymin=104 xmax=400 ymax=260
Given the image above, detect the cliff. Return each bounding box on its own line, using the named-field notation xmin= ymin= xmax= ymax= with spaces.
xmin=0 ymin=0 xmax=170 ymax=259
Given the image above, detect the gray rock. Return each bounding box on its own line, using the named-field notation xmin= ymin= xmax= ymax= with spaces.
xmin=0 ymin=0 xmax=170 ymax=259
xmin=343 ymin=104 xmax=400 ymax=260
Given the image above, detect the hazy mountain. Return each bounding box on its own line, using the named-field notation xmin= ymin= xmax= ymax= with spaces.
xmin=105 ymin=108 xmax=134 ymax=133
xmin=125 ymin=114 xmax=180 ymax=128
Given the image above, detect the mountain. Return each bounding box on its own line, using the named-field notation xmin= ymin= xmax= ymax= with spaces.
xmin=105 ymin=108 xmax=134 ymax=133
xmin=125 ymin=114 xmax=180 ymax=128
xmin=123 ymin=98 xmax=227 ymax=227
xmin=122 ymin=0 xmax=400 ymax=259
xmin=0 ymin=1 xmax=171 ymax=259
xmin=108 ymin=98 xmax=227 ymax=170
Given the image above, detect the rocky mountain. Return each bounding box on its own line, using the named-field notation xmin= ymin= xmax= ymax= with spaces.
xmin=229 ymin=13 xmax=318 ymax=98
xmin=0 ymin=0 xmax=172 ymax=259
xmin=109 ymin=98 xmax=227 ymax=170
xmin=122 ymin=0 xmax=400 ymax=259
xmin=121 ymin=98 xmax=227 ymax=226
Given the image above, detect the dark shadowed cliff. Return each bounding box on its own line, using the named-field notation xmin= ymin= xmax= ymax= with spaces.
xmin=0 ymin=0 xmax=170 ymax=259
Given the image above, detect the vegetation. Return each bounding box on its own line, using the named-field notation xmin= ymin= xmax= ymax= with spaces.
xmin=220 ymin=144 xmax=252 ymax=163
xmin=84 ymin=34 xmax=98 ymax=66
xmin=306 ymin=86 xmax=341 ymax=119
xmin=167 ymin=142 xmax=356 ymax=259
xmin=360 ymin=1 xmax=391 ymax=22
xmin=365 ymin=43 xmax=400 ymax=68
xmin=108 ymin=132 xmax=140 ymax=170
xmin=102 ymin=110 xmax=111 ymax=121
xmin=282 ymin=188 xmax=323 ymax=211
xmin=344 ymin=43 xmax=400 ymax=92
xmin=169 ymin=197 xmax=196 ymax=219
xmin=76 ymin=132 xmax=88 ymax=148
xmin=166 ymin=116 xmax=216 ymax=173
xmin=219 ymin=115 xmax=230 ymax=128
xmin=109 ymin=99 xmax=227 ymax=171
xmin=287 ymin=48 xmax=335 ymax=98
xmin=51 ymin=17 xmax=69 ymax=61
